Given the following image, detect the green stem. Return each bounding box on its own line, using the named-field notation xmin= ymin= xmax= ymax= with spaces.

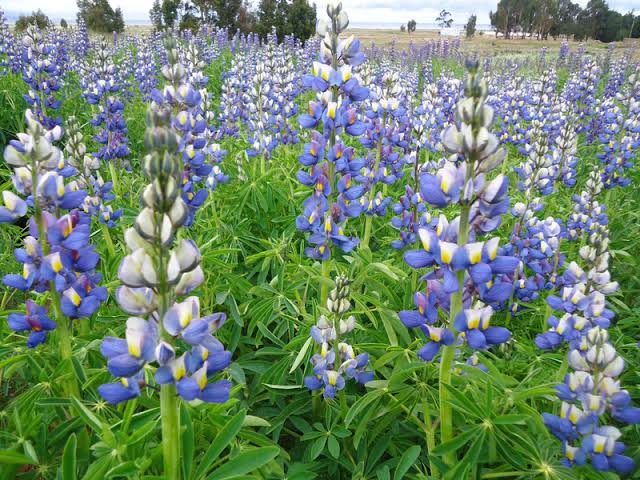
xmin=160 ymin=383 xmax=181 ymax=480
xmin=108 ymin=161 xmax=120 ymax=197
xmin=362 ymin=114 xmax=386 ymax=250
xmin=32 ymin=157 xmax=79 ymax=397
xmin=362 ymin=215 xmax=373 ymax=250
xmin=422 ymin=397 xmax=437 ymax=477
xmin=101 ymin=222 xmax=116 ymax=257
xmin=77 ymin=317 xmax=90 ymax=337
xmin=438 ymin=203 xmax=471 ymax=466
xmin=54 ymin=295 xmax=80 ymax=398
xmin=320 ymin=260 xmax=330 ymax=307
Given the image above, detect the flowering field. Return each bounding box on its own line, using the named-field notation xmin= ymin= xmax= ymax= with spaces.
xmin=1 ymin=2 xmax=640 ymax=480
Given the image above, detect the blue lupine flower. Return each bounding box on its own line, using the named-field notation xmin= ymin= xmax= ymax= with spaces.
xmin=98 ymin=372 xmax=144 ymax=404
xmin=0 ymin=191 xmax=28 ymax=223
xmin=60 ymin=274 xmax=108 ymax=319
xmin=7 ymin=300 xmax=56 ymax=347
xmin=101 ymin=317 xmax=158 ymax=378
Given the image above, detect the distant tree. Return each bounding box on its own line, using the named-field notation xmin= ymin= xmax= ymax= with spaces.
xmin=436 ymin=9 xmax=453 ymax=29
xmin=15 ymin=10 xmax=52 ymax=32
xmin=582 ymin=0 xmax=609 ymax=40
xmin=257 ymin=0 xmax=277 ymax=37
xmin=213 ymin=0 xmax=242 ymax=30
xmin=77 ymin=0 xmax=125 ymax=33
xmin=192 ymin=0 xmax=217 ymax=23
xmin=287 ymin=0 xmax=316 ymax=41
xmin=161 ymin=0 xmax=181 ymax=29
xmin=179 ymin=12 xmax=200 ymax=32
xmin=149 ymin=0 xmax=164 ymax=30
xmin=407 ymin=19 xmax=416 ymax=33
xmin=274 ymin=0 xmax=289 ymax=40
xmin=238 ymin=0 xmax=257 ymax=33
xmin=549 ymin=0 xmax=581 ymax=39
xmin=465 ymin=14 xmax=477 ymax=37
xmin=400 ymin=24 xmax=406 ymax=32
xmin=113 ymin=7 xmax=125 ymax=32
xmin=490 ymin=0 xmax=524 ymax=39
xmin=60 ymin=18 xmax=69 ymax=28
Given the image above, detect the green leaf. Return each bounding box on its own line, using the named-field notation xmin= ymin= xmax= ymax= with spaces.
xmin=493 ymin=414 xmax=530 ymax=425
xmin=0 ymin=450 xmax=37 ymax=465
xmin=81 ymin=456 xmax=112 ymax=480
xmin=106 ymin=462 xmax=139 ymax=478
xmin=243 ymin=415 xmax=271 ymax=427
xmin=288 ymin=336 xmax=313 ymax=374
xmin=430 ymin=426 xmax=480 ymax=456
xmin=376 ymin=466 xmax=391 ymax=480
xmin=62 ymin=434 xmax=77 ymax=480
xmin=309 ymin=436 xmax=326 ymax=460
xmin=70 ymin=397 xmax=104 ymax=433
xmin=442 ymin=384 xmax=484 ymax=418
xmin=207 ymin=446 xmax=280 ymax=480
xmin=344 ymin=389 xmax=385 ymax=427
xmin=393 ymin=445 xmax=420 ymax=480
xmin=443 ymin=431 xmax=486 ymax=480
xmin=194 ymin=410 xmax=246 ymax=480
xmin=263 ymin=383 xmax=304 ymax=390
xmin=35 ymin=398 xmax=71 ymax=407
xmin=371 ymin=262 xmax=400 ymax=281
xmin=126 ymin=417 xmax=159 ymax=445
xmin=327 ymin=435 xmax=340 ymax=458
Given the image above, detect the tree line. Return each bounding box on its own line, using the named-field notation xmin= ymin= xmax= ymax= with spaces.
xmin=490 ymin=0 xmax=640 ymax=42
xmin=14 ymin=0 xmax=126 ymax=34
xmin=14 ymin=0 xmax=317 ymax=41
xmin=150 ymin=0 xmax=316 ymax=41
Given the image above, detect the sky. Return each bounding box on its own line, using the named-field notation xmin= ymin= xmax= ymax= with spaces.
xmin=3 ymin=0 xmax=638 ymax=25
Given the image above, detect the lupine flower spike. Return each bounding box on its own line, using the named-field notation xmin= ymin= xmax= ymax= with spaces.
xmin=400 ymin=60 xmax=516 ymax=465
xmin=304 ymin=276 xmax=373 ymax=398
xmin=98 ymin=36 xmax=232 ymax=480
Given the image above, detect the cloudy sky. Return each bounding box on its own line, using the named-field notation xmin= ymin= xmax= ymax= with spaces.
xmin=4 ymin=0 xmax=638 ymax=25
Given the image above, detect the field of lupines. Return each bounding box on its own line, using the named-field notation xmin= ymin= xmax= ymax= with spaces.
xmin=0 ymin=2 xmax=640 ymax=479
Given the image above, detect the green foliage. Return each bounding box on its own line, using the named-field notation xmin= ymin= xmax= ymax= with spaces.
xmin=465 ymin=14 xmax=477 ymax=38
xmin=257 ymin=0 xmax=316 ymax=42
xmin=435 ymin=9 xmax=453 ymax=29
xmin=60 ymin=19 xmax=69 ymax=29
xmin=1 ymin=40 xmax=640 ymax=480
xmin=77 ymin=0 xmax=125 ymax=33
xmin=490 ymin=0 xmax=640 ymax=41
xmin=14 ymin=10 xmax=52 ymax=33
